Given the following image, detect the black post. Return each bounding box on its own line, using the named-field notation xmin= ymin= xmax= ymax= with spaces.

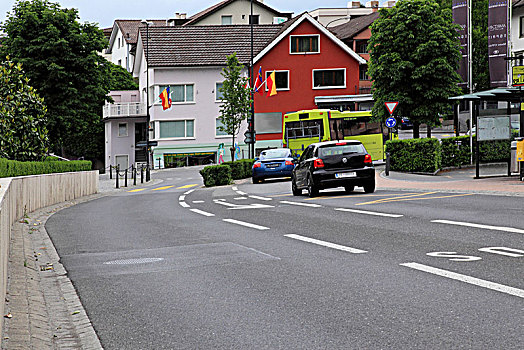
xmin=116 ymin=165 xmax=120 ymax=189
xmin=124 ymin=168 xmax=128 ymax=187
xmin=475 ymin=102 xmax=480 ymax=179
xmin=385 ymin=152 xmax=390 ymax=176
xmin=453 ymin=103 xmax=459 ymax=137
xmin=250 ymin=0 xmax=255 ymax=159
xmin=520 ymin=88 xmax=524 ymax=181
xmin=109 ymin=165 xmax=113 ymax=179
xmin=144 ymin=20 xmax=151 ymax=182
xmin=141 ymin=165 xmax=144 ymax=184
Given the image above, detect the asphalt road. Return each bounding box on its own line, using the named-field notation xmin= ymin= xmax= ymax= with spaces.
xmin=45 ymin=167 xmax=524 ymax=349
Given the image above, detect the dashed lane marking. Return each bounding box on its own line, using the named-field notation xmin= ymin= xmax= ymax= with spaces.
xmin=401 ymin=262 xmax=524 ymax=299
xmin=285 ymin=234 xmax=367 ymax=254
xmin=152 ymin=185 xmax=175 ymax=191
xmin=190 ymin=209 xmax=215 ymax=217
xmin=432 ymin=220 xmax=524 ymax=235
xmin=127 ymin=189 xmax=146 ymax=193
xmin=248 ymin=195 xmax=273 ymax=201
xmin=234 ymin=197 xmax=248 ymax=200
xmin=223 ymin=219 xmax=270 ymax=230
xmin=334 ymin=208 xmax=403 ymax=218
xmin=192 ymin=200 xmax=205 ymax=204
xmin=177 ymin=184 xmax=199 ymax=189
xmin=280 ymin=201 xmax=322 ymax=208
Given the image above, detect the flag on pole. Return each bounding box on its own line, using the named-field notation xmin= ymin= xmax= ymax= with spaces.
xmin=254 ymin=66 xmax=264 ymax=95
xmin=159 ymin=86 xmax=171 ymax=110
xmin=266 ymin=71 xmax=277 ymax=97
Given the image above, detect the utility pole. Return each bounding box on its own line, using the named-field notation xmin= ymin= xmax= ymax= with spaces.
xmin=141 ymin=20 xmax=153 ymax=181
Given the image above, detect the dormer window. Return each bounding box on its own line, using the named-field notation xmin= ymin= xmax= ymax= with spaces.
xmin=290 ymin=35 xmax=319 ymax=54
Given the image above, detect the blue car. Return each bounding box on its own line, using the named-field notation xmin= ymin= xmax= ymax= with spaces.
xmin=252 ymin=148 xmax=295 ymax=183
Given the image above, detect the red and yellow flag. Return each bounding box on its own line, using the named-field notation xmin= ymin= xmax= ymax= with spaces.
xmin=159 ymin=86 xmax=171 ymax=110
xmin=266 ymin=71 xmax=277 ymax=97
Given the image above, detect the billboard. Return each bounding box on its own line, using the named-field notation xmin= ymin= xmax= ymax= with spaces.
xmin=452 ymin=0 xmax=469 ymax=88
xmin=488 ymin=0 xmax=508 ymax=87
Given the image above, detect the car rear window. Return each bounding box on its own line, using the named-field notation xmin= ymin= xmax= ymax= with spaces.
xmin=260 ymin=149 xmax=290 ymax=159
xmin=318 ymin=144 xmax=365 ymax=157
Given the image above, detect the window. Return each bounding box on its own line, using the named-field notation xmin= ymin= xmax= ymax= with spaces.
xmin=290 ymin=35 xmax=319 ymax=54
xmin=265 ymin=71 xmax=289 ymax=90
xmin=313 ymin=69 xmax=345 ymax=88
xmin=221 ymin=15 xmax=232 ymax=25
xmin=118 ymin=38 xmax=121 ymax=48
xmin=118 ymin=59 xmax=122 ymax=67
xmin=215 ymin=118 xmax=229 ymax=136
xmin=520 ymin=16 xmax=524 ymax=38
xmin=118 ymin=123 xmax=128 ymax=137
xmin=359 ymin=65 xmax=369 ymax=81
xmin=159 ymin=120 xmax=194 ymax=138
xmin=158 ymin=84 xmax=194 ymax=103
xmin=356 ymin=40 xmax=368 ymax=54
xmin=249 ymin=15 xmax=259 ymax=24
xmin=215 ymin=82 xmax=224 ymax=101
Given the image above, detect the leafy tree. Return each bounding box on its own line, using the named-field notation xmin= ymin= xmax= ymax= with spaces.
xmin=0 ymin=57 xmax=48 ymax=161
xmin=368 ymin=0 xmax=462 ymax=138
xmin=0 ymin=0 xmax=110 ymax=160
xmin=218 ymin=53 xmax=252 ymax=161
xmin=108 ymin=62 xmax=139 ymax=91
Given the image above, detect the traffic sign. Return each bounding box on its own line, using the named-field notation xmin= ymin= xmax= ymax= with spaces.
xmin=385 ymin=101 xmax=399 ymax=115
xmin=385 ymin=117 xmax=397 ymax=128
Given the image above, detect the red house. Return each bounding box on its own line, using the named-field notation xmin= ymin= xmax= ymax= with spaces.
xmin=252 ymin=13 xmax=366 ymax=151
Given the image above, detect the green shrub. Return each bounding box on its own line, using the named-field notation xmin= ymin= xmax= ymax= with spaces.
xmin=199 ymin=165 xmax=232 ymax=187
xmin=386 ymin=138 xmax=441 ymax=173
xmin=441 ymin=136 xmax=512 ymax=168
xmin=221 ymin=161 xmax=244 ymax=180
xmin=0 ymin=158 xmax=92 ymax=178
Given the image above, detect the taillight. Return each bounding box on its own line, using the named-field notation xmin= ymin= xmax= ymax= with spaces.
xmin=364 ymin=154 xmax=372 ymax=164
xmin=313 ymin=158 xmax=324 ymax=169
xmin=253 ymin=162 xmax=261 ymax=168
xmin=285 ymin=160 xmax=293 ymax=166
xmin=335 ymin=142 xmax=346 ymax=146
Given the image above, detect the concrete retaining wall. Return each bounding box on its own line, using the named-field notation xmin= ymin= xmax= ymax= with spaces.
xmin=0 ymin=171 xmax=98 ymax=333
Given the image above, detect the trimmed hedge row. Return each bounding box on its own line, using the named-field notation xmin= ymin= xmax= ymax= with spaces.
xmin=440 ymin=136 xmax=512 ymax=168
xmin=386 ymin=138 xmax=441 ymax=173
xmin=0 ymin=158 xmax=92 ymax=178
xmin=199 ymin=159 xmax=255 ymax=187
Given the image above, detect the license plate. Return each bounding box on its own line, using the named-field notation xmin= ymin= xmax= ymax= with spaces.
xmin=335 ymin=172 xmax=356 ymax=178
xmin=266 ymin=163 xmax=279 ymax=168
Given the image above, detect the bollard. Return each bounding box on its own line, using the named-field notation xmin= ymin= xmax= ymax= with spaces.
xmin=141 ymin=166 xmax=144 ymax=184
xmin=116 ymin=165 xmax=120 ymax=189
xmin=109 ymin=165 xmax=113 ymax=179
xmin=133 ymin=166 xmax=137 ymax=186
xmin=385 ymin=152 xmax=390 ymax=177
xmin=124 ymin=168 xmax=128 ymax=187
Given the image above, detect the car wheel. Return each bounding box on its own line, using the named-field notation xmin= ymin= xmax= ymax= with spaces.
xmin=344 ymin=185 xmax=354 ymax=193
xmin=252 ymin=177 xmax=260 ymax=184
xmin=307 ymin=175 xmax=318 ymax=198
xmin=363 ymin=179 xmax=375 ymax=193
xmin=292 ymin=177 xmax=302 ymax=196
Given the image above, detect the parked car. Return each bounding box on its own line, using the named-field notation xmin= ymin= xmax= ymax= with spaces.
xmin=291 ymin=140 xmax=375 ymax=197
xmin=399 ymin=117 xmax=413 ymax=130
xmin=252 ymin=148 xmax=295 ymax=183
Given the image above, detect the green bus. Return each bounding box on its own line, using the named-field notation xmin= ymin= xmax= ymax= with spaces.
xmin=282 ymin=109 xmax=389 ymax=161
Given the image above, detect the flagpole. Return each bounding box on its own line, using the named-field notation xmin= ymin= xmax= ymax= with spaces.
xmin=250 ymin=0 xmax=255 ymax=159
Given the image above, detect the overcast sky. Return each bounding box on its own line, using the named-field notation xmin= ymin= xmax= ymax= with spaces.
xmin=1 ymin=0 xmax=387 ymax=29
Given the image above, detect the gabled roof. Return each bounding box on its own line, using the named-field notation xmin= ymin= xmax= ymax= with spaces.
xmin=329 ymin=12 xmax=380 ymax=41
xmin=514 ymin=0 xmax=524 ymax=7
xmin=107 ymin=19 xmax=166 ymax=54
xmin=182 ymin=0 xmax=292 ymax=26
xmin=253 ymin=12 xmax=366 ymax=65
xmin=136 ymin=24 xmax=284 ymax=68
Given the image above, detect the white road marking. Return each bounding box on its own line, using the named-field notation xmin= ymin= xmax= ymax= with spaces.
xmin=334 ymin=208 xmax=403 ymax=218
xmin=184 ymin=189 xmax=196 ymax=195
xmin=189 ymin=209 xmax=215 ymax=217
xmin=213 ymin=200 xmax=273 ymax=210
xmin=280 ymin=201 xmax=322 ymax=208
xmin=232 ymin=186 xmax=238 ymax=191
xmin=432 ymin=220 xmax=524 ymax=235
xmin=284 ymin=234 xmax=367 ymax=254
xmin=249 ymin=195 xmax=273 ymax=201
xmin=179 ymin=202 xmax=190 ymax=208
xmin=192 ymin=200 xmax=205 ymax=204
xmin=401 ymin=262 xmax=524 ymax=299
xmin=236 ymin=191 xmax=247 ymax=196
xmin=223 ymin=219 xmax=270 ymax=230
xmin=179 ymin=195 xmax=185 ymax=201
xmin=234 ymin=197 xmax=248 ymax=200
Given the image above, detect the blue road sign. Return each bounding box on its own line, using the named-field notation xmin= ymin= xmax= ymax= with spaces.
xmin=386 ymin=117 xmax=397 ymax=128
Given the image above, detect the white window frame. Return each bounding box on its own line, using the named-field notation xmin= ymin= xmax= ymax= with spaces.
xmin=221 ymin=15 xmax=233 ymax=25
xmin=312 ymin=68 xmax=346 ymax=90
xmin=118 ymin=122 xmax=128 ymax=137
xmin=215 ymin=117 xmax=231 ymax=138
xmin=158 ymin=119 xmax=195 ymax=140
xmin=156 ymin=84 xmax=195 ymax=105
xmin=289 ymin=34 xmax=320 ymax=55
xmin=265 ymin=70 xmax=290 ymax=91
xmin=215 ymin=81 xmax=225 ymax=102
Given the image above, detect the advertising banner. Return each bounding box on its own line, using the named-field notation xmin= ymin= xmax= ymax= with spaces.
xmin=452 ymin=0 xmax=468 ymax=87
xmin=488 ymin=0 xmax=508 ymax=87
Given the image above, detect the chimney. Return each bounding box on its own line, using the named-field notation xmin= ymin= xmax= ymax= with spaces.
xmin=385 ymin=0 xmax=396 ymax=8
xmin=365 ymin=1 xmax=379 ymax=8
xmin=347 ymin=1 xmax=361 ymax=8
xmin=181 ymin=13 xmax=186 ymax=19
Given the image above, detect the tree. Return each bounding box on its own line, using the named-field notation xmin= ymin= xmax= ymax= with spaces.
xmin=0 ymin=0 xmax=110 ymax=160
xmin=218 ymin=53 xmax=252 ymax=161
xmin=368 ymin=0 xmax=462 ymax=138
xmin=108 ymin=62 xmax=139 ymax=91
xmin=0 ymin=57 xmax=48 ymax=161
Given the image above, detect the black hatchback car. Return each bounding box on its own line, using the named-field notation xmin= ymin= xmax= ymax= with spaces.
xmin=291 ymin=140 xmax=375 ymax=197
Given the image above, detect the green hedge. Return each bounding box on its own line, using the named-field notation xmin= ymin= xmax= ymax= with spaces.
xmin=386 ymin=138 xmax=441 ymax=173
xmin=221 ymin=159 xmax=255 ymax=180
xmin=0 ymin=158 xmax=92 ymax=178
xmin=199 ymin=165 xmax=232 ymax=187
xmin=441 ymin=136 xmax=512 ymax=168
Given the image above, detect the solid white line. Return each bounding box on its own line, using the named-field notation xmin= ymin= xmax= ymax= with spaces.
xmin=236 ymin=191 xmax=247 ymax=196
xmin=232 ymin=186 xmax=238 ymax=191
xmin=179 ymin=202 xmax=190 ymax=208
xmin=179 ymin=195 xmax=185 ymax=201
xmin=189 ymin=209 xmax=215 ymax=217
xmin=223 ymin=219 xmax=270 ymax=230
xmin=249 ymin=195 xmax=273 ymax=201
xmin=184 ymin=189 xmax=195 ymax=195
xmin=234 ymin=197 xmax=248 ymax=200
xmin=432 ymin=220 xmax=524 ymax=235
xmin=280 ymin=201 xmax=322 ymax=208
xmin=192 ymin=200 xmax=205 ymax=204
xmin=284 ymin=234 xmax=367 ymax=254
xmin=401 ymin=262 xmax=524 ymax=299
xmin=335 ymin=208 xmax=403 ymax=218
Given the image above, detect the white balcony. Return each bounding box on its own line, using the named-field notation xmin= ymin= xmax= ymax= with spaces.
xmin=103 ymin=102 xmax=146 ymax=119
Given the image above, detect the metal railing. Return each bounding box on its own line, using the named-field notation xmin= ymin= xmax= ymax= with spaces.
xmin=108 ymin=164 xmax=151 ymax=188
xmin=103 ymin=103 xmax=146 ymax=118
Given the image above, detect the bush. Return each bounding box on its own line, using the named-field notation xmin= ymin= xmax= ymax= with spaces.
xmin=221 ymin=159 xmax=255 ymax=180
xmin=199 ymin=165 xmax=232 ymax=187
xmin=386 ymin=138 xmax=441 ymax=173
xmin=441 ymin=136 xmax=512 ymax=168
xmin=0 ymin=158 xmax=92 ymax=178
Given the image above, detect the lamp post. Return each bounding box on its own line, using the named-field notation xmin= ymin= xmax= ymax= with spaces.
xmin=250 ymin=0 xmax=254 ymax=159
xmin=141 ymin=20 xmax=153 ymax=181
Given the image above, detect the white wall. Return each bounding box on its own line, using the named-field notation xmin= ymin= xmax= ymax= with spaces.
xmin=194 ymin=0 xmax=285 ymax=25
xmin=511 ymin=7 xmax=524 ymax=57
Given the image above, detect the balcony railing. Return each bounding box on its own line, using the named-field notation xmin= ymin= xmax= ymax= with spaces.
xmin=103 ymin=102 xmax=146 ymax=118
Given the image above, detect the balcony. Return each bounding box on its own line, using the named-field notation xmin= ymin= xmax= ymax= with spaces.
xmin=103 ymin=102 xmax=146 ymax=119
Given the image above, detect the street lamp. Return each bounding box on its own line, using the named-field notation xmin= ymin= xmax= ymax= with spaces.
xmin=141 ymin=20 xmax=153 ymax=181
